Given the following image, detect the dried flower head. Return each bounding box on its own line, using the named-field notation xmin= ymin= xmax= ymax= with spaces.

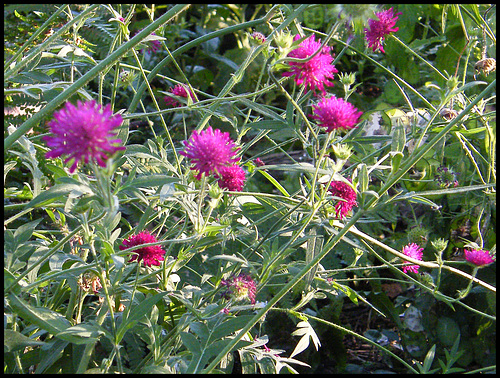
xmin=329 ymin=179 xmax=358 ymax=219
xmin=464 ymin=249 xmax=494 ymax=267
xmin=164 ymin=84 xmax=196 ymax=107
xmin=474 ymin=57 xmax=496 ymax=77
xmin=311 ymin=95 xmax=363 ymax=132
xmin=180 ymin=126 xmax=240 ymax=180
xmin=282 ymin=34 xmax=338 ymax=94
xmin=401 ymin=243 xmax=424 ymax=274
xmin=220 ymin=273 xmax=257 ymax=304
xmin=119 ymin=231 xmax=166 ymax=267
xmin=216 ymin=164 xmax=246 ymax=192
xmin=43 ymin=100 xmax=125 ymax=173
xmin=365 ymin=7 xmax=402 ymax=53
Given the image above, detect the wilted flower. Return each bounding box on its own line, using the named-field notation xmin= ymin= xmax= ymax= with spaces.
xmin=329 ymin=179 xmax=357 ymax=219
xmin=44 ymin=100 xmax=125 ymax=173
xmin=311 ymin=95 xmax=363 ymax=132
xmin=282 ymin=34 xmax=338 ymax=94
xmin=216 ymin=164 xmax=246 ymax=192
xmin=78 ymin=272 xmax=102 ymax=294
xmin=464 ymin=249 xmax=494 ymax=267
xmin=401 ymin=243 xmax=424 ymax=274
xmin=119 ymin=231 xmax=166 ymax=267
xmin=164 ymin=84 xmax=196 ymax=107
xmin=180 ymin=126 xmax=240 ymax=180
xmin=220 ymin=273 xmax=257 ymax=304
xmin=364 ymin=7 xmax=402 ymax=53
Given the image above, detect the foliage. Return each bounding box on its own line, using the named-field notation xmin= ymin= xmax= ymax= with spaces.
xmin=4 ymin=4 xmax=496 ymax=374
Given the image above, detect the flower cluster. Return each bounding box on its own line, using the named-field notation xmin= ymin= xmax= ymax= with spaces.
xmin=365 ymin=7 xmax=401 ymax=53
xmin=220 ymin=273 xmax=257 ymax=304
xmin=164 ymin=84 xmax=196 ymax=108
xmin=282 ymin=34 xmax=338 ymax=95
xmin=44 ymin=100 xmax=125 ymax=173
xmin=311 ymin=95 xmax=363 ymax=132
xmin=119 ymin=231 xmax=166 ymax=267
xmin=401 ymin=243 xmax=424 ymax=274
xmin=464 ymin=249 xmax=494 ymax=267
xmin=329 ymin=179 xmax=358 ymax=219
xmin=180 ymin=126 xmax=246 ymax=191
xmin=434 ymin=166 xmax=459 ymax=188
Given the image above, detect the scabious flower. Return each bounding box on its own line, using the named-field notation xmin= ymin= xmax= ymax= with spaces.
xmin=136 ymin=29 xmax=162 ymax=53
xmin=364 ymin=7 xmax=402 ymax=53
xmin=180 ymin=126 xmax=240 ymax=180
xmin=43 ymin=100 xmax=125 ymax=173
xmin=164 ymin=84 xmax=196 ymax=108
xmin=401 ymin=243 xmax=424 ymax=274
xmin=119 ymin=231 xmax=166 ymax=267
xmin=282 ymin=34 xmax=338 ymax=95
xmin=435 ymin=166 xmax=459 ymax=188
xmin=216 ymin=164 xmax=246 ymax=192
xmin=311 ymin=95 xmax=363 ymax=132
xmin=329 ymin=179 xmax=357 ymax=219
xmin=464 ymin=249 xmax=494 ymax=267
xmin=250 ymin=31 xmax=266 ymax=44
xmin=220 ymin=273 xmax=257 ymax=304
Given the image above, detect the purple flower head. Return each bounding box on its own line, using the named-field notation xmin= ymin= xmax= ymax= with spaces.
xmin=221 ymin=273 xmax=257 ymax=304
xmin=282 ymin=34 xmax=338 ymax=95
xmin=43 ymin=100 xmax=125 ymax=173
xmin=119 ymin=231 xmax=166 ymax=267
xmin=401 ymin=243 xmax=424 ymax=274
xmin=164 ymin=84 xmax=196 ymax=108
xmin=311 ymin=95 xmax=363 ymax=132
xmin=180 ymin=126 xmax=240 ymax=180
xmin=216 ymin=164 xmax=246 ymax=192
xmin=135 ymin=29 xmax=162 ymax=53
xmin=329 ymin=179 xmax=357 ymax=219
xmin=435 ymin=166 xmax=459 ymax=188
xmin=464 ymin=249 xmax=494 ymax=267
xmin=364 ymin=7 xmax=402 ymax=53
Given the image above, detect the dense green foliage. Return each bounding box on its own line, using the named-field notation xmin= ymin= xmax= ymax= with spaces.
xmin=4 ymin=4 xmax=496 ymax=374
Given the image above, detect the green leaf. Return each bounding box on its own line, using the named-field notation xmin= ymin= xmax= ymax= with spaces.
xmin=55 ymin=324 xmax=106 ymax=345
xmin=4 ymin=329 xmax=45 ymax=352
xmin=27 ymin=183 xmax=93 ymax=208
xmin=8 ymin=294 xmax=72 ymax=336
xmin=248 ymin=120 xmax=288 ymax=130
xmin=116 ymin=291 xmax=168 ymax=342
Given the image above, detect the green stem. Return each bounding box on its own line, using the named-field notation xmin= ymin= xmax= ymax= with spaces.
xmin=5 ymin=4 xmax=190 ymax=151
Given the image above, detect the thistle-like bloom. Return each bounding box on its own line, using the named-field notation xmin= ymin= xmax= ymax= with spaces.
xmin=329 ymin=180 xmax=357 ymax=219
xmin=364 ymin=7 xmax=402 ymax=53
xmin=119 ymin=231 xmax=166 ymax=267
xmin=180 ymin=126 xmax=240 ymax=180
xmin=464 ymin=249 xmax=494 ymax=267
xmin=282 ymin=34 xmax=338 ymax=94
xmin=164 ymin=84 xmax=196 ymax=108
xmin=221 ymin=273 xmax=257 ymax=304
xmin=435 ymin=166 xmax=459 ymax=188
xmin=216 ymin=164 xmax=246 ymax=192
xmin=401 ymin=243 xmax=424 ymax=274
xmin=44 ymin=100 xmax=125 ymax=173
xmin=311 ymin=95 xmax=363 ymax=132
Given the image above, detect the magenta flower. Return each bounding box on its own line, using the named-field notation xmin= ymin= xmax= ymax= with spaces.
xmin=401 ymin=243 xmax=424 ymax=274
xmin=464 ymin=249 xmax=494 ymax=267
xmin=180 ymin=126 xmax=240 ymax=180
xmin=282 ymin=34 xmax=338 ymax=94
xmin=164 ymin=84 xmax=196 ymax=108
xmin=329 ymin=179 xmax=357 ymax=219
xmin=136 ymin=29 xmax=162 ymax=53
xmin=365 ymin=7 xmax=401 ymax=53
xmin=43 ymin=100 xmax=125 ymax=173
xmin=216 ymin=164 xmax=246 ymax=192
xmin=119 ymin=231 xmax=166 ymax=267
xmin=311 ymin=95 xmax=363 ymax=132
xmin=221 ymin=273 xmax=257 ymax=304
